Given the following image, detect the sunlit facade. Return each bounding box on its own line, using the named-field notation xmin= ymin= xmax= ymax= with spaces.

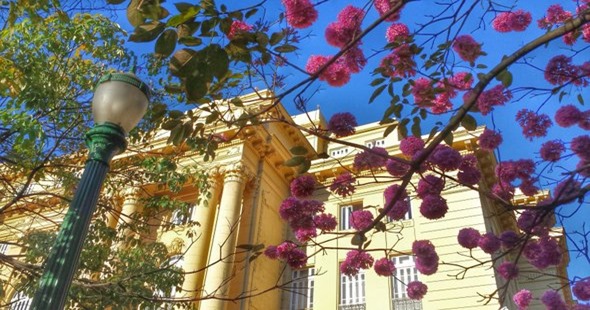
xmin=0 ymin=91 xmax=572 ymax=309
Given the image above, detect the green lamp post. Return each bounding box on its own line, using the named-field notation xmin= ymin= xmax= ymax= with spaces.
xmin=30 ymin=73 xmax=150 ymax=310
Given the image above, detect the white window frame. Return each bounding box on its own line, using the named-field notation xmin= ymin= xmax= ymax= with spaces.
xmin=365 ymin=139 xmax=385 ymax=149
xmin=391 ymin=256 xmax=422 ymax=309
xmin=0 ymin=243 xmax=9 ymax=254
xmin=339 ymin=270 xmax=366 ymax=309
xmin=10 ymin=291 xmax=32 ymax=310
xmin=339 ymin=204 xmax=362 ymax=231
xmin=290 ymin=267 xmax=315 ymax=310
xmin=330 ymin=147 xmax=351 ymax=158
xmin=171 ymin=203 xmax=195 ymax=226
xmin=151 ymin=255 xmax=185 ymax=310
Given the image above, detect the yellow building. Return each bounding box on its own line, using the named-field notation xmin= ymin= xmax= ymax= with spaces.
xmin=0 ymin=91 xmax=572 ymax=309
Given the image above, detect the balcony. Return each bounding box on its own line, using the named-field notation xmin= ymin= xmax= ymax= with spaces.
xmin=339 ymin=304 xmax=366 ymax=310
xmin=392 ymin=298 xmax=422 ymax=310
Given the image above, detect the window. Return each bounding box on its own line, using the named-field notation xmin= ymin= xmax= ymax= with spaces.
xmin=365 ymin=139 xmax=385 ymax=148
xmin=171 ymin=204 xmax=195 ymax=226
xmin=10 ymin=291 xmax=32 ymax=310
xmin=339 ymin=270 xmax=366 ymax=310
xmin=0 ymin=243 xmax=9 ymax=254
xmin=330 ymin=147 xmax=351 ymax=158
xmin=387 ymin=197 xmax=413 ymax=222
xmin=290 ymin=268 xmax=315 ymax=310
xmin=339 ymin=204 xmax=362 ymax=230
xmin=151 ymin=255 xmax=184 ymax=310
xmin=391 ymin=256 xmax=422 ymax=310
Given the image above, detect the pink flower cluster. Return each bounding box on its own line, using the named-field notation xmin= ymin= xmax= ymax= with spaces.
xmin=540 ymin=140 xmax=565 ymax=162
xmin=406 ymin=281 xmax=428 ymax=300
xmin=374 ymin=257 xmax=396 ymax=276
xmin=374 ymin=0 xmax=404 ymax=22
xmin=383 ymin=184 xmax=410 ymax=220
xmin=400 ymin=136 xmax=425 ymax=156
xmin=290 ymin=174 xmax=316 ymax=198
xmin=494 ymin=159 xmax=538 ymax=198
xmin=517 ymin=209 xmax=549 ymax=236
xmin=478 ymin=128 xmax=503 ymax=151
xmin=573 ymin=278 xmax=590 ymax=301
xmin=430 ymin=144 xmax=462 ymax=171
xmin=497 ymin=261 xmax=519 ymax=280
xmin=411 ymin=78 xmax=435 ymax=107
xmin=314 ymin=213 xmax=338 ymax=231
xmin=328 ymin=112 xmax=358 ymax=137
xmin=545 ymin=55 xmax=587 ymax=86
xmin=417 ymin=175 xmax=444 ymax=198
xmin=515 ymin=109 xmax=552 ymax=140
xmin=281 ymin=0 xmax=318 ymax=29
xmin=420 ymin=194 xmax=448 ymax=220
xmin=353 ymin=147 xmax=388 ymax=171
xmin=555 ymin=105 xmax=582 ymax=127
xmin=227 ymin=20 xmax=253 ymax=39
xmin=538 ymin=4 xmax=572 ymax=29
xmin=386 ymin=23 xmax=410 ymax=43
xmin=492 ymin=10 xmax=532 ymax=32
xmin=412 ymin=240 xmax=439 ymax=275
xmin=523 ymin=237 xmax=563 ymax=269
xmin=330 ymin=172 xmax=356 ymax=197
xmin=280 ymin=197 xmax=338 ymax=242
xmin=500 ymin=230 xmax=521 ymax=249
xmin=457 ymin=227 xmax=481 ymax=249
xmin=467 ymin=85 xmax=512 ymax=115
xmin=325 ymin=5 xmax=365 ymax=48
xmin=386 ymin=158 xmax=410 ymax=177
xmin=457 ymin=154 xmax=481 ymax=185
xmin=306 ymin=55 xmax=351 ymax=87
xmin=380 ymin=44 xmax=417 ymax=78
xmin=513 ymin=289 xmax=533 ymax=310
xmin=541 ymin=290 xmax=567 ymax=310
xmin=350 ymin=209 xmax=374 ymax=231
xmin=478 ymin=232 xmax=500 ymax=254
xmin=264 ymin=241 xmax=308 ymax=268
xmin=340 ymin=250 xmax=374 ymax=276
xmin=452 ymin=35 xmax=482 ymax=63
xmin=572 ymin=135 xmax=590 ymax=161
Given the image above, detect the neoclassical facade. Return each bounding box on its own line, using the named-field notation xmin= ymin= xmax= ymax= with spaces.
xmin=0 ymin=90 xmax=572 ymax=309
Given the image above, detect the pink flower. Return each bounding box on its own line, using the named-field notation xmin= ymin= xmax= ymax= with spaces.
xmin=353 ymin=147 xmax=388 ymax=170
xmin=350 ymin=210 xmax=374 ymax=231
xmin=497 ymin=261 xmax=519 ymax=280
xmin=412 ymin=240 xmax=436 ymax=257
xmin=431 ymin=94 xmax=453 ymax=114
xmin=555 ymin=104 xmax=582 ymax=127
xmin=510 ymin=10 xmax=532 ymax=31
xmin=305 ymin=55 xmax=352 ymax=87
xmin=572 ymin=135 xmax=590 ymax=160
xmin=515 ymin=109 xmax=552 ymax=140
xmin=400 ymin=136 xmax=425 ymax=157
xmin=513 ymin=289 xmax=533 ymax=310
xmin=478 ymin=232 xmax=500 ymax=254
xmin=294 ymin=227 xmax=317 ymax=242
xmin=430 ymin=145 xmax=462 ymax=171
xmin=449 ymin=72 xmax=473 ymax=90
xmin=573 ymin=278 xmax=590 ymax=301
xmin=227 ymin=20 xmax=253 ymax=39
xmin=458 ymin=228 xmax=481 ymax=249
xmin=412 ymin=78 xmax=435 ymax=107
xmin=545 ymin=55 xmax=581 ymax=86
xmin=374 ymin=257 xmax=396 ymax=276
xmin=541 ymin=290 xmax=567 ymax=310
xmin=406 ymin=281 xmax=428 ymax=300
xmin=524 ymin=237 xmax=563 ymax=269
xmin=478 ymin=128 xmax=503 ymax=151
xmin=413 ymin=240 xmax=439 ymax=275
xmin=383 ymin=184 xmax=410 ymax=220
xmin=380 ymin=45 xmax=416 ymax=78
xmin=386 ymin=158 xmax=409 ymax=177
xmin=492 ymin=12 xmax=512 ymax=32
xmin=279 ymin=197 xmax=301 ymax=221
xmin=290 ymin=174 xmax=316 ymax=198
xmin=282 ymin=0 xmax=318 ymax=29
xmin=518 ymin=209 xmax=546 ymax=235
xmin=341 ymin=46 xmax=366 ymax=74
xmin=469 ymin=85 xmax=512 ymax=115
xmin=500 ymin=230 xmax=520 ymax=249
xmin=325 ymin=8 xmax=364 ymax=48
xmin=545 ymin=4 xmax=572 ymax=24
xmin=264 ymin=245 xmax=278 ymax=259
xmin=416 ymin=175 xmax=444 ymax=199
xmin=492 ymin=181 xmax=515 ymax=201
xmin=579 ymin=110 xmax=590 ymax=130
xmin=330 ymin=172 xmax=356 ymax=197
xmin=540 ymin=140 xmax=565 ymax=162
xmin=374 ymin=0 xmax=403 ymax=22
xmin=386 ymin=23 xmax=410 ymax=43
xmin=452 ymin=35 xmax=482 ymax=63
xmin=519 ymin=178 xmax=539 ymax=197
xmin=419 ymin=194 xmax=448 ymax=220
xmin=340 ymin=250 xmax=374 ymax=276
xmin=314 ymin=213 xmax=338 ymax=231
xmin=578 ymin=160 xmax=590 ymax=177
xmin=328 ymin=112 xmax=358 ymax=137
xmin=276 ymin=241 xmax=308 ymax=268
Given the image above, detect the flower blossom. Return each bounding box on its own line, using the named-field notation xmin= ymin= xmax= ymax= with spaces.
xmin=374 ymin=257 xmax=396 ymax=276
xmin=350 ymin=210 xmax=374 ymax=231
xmin=406 ymin=281 xmax=428 ymax=300
xmin=386 ymin=158 xmax=409 ymax=177
xmin=497 ymin=261 xmax=519 ymax=280
xmin=492 ymin=10 xmax=532 ymax=32
xmin=305 ymin=55 xmax=351 ymax=87
xmin=340 ymin=250 xmax=374 ymax=276
xmin=380 ymin=45 xmax=416 ymax=78
xmin=478 ymin=232 xmax=500 ymax=254
xmin=275 ymin=241 xmax=308 ymax=268
xmin=538 ymin=4 xmax=572 ymax=29
xmin=513 ymin=289 xmax=533 ymax=310
xmin=572 ymin=135 xmax=590 ymax=161
xmin=419 ymin=194 xmax=448 ymax=220
xmin=412 ymin=78 xmax=435 ymax=107
xmin=467 ymin=85 xmax=512 ymax=115
xmin=330 ymin=172 xmax=356 ymax=197
xmin=430 ymin=145 xmax=462 ymax=171
xmin=353 ymin=147 xmax=388 ymax=170
xmin=325 ymin=5 xmax=365 ymax=48
xmin=515 ymin=109 xmax=552 ymax=140
xmin=457 ymin=227 xmax=481 ymax=249
xmin=545 ymin=55 xmax=581 ymax=86
xmin=399 ymin=136 xmax=424 ymax=156
xmin=540 ymin=140 xmax=565 ymax=162
xmin=227 ymin=20 xmax=253 ymax=39
xmin=540 ymin=290 xmax=567 ymax=310
xmin=328 ymin=112 xmax=358 ymax=137
xmin=478 ymin=128 xmax=503 ymax=151
xmin=573 ymin=278 xmax=590 ymax=301
xmin=386 ymin=23 xmax=410 ymax=43
xmin=452 ymin=35 xmax=482 ymax=63
xmin=449 ymin=72 xmax=473 ymax=90
xmin=500 ymin=230 xmax=521 ymax=249
xmin=416 ymin=175 xmax=444 ymax=199
xmin=282 ymin=0 xmax=318 ymax=29
xmin=412 ymin=240 xmax=439 ymax=275
xmin=314 ymin=213 xmax=338 ymax=231
xmin=457 ymin=154 xmax=481 ymax=185
xmin=290 ymin=174 xmax=316 ymax=198
xmin=374 ymin=0 xmax=403 ymax=22
xmin=383 ymin=184 xmax=410 ymax=220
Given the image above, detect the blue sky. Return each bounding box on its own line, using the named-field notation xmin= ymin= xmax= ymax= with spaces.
xmin=113 ymin=0 xmax=589 ymax=293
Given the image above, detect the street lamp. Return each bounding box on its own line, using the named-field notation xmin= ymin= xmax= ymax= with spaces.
xmin=31 ymin=72 xmax=150 ymax=310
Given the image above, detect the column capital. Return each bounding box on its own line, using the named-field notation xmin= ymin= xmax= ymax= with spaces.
xmin=221 ymin=161 xmax=253 ymax=183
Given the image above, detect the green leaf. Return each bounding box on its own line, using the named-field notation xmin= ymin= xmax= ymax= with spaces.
xmin=443 ymin=131 xmax=454 ymax=146
xmin=127 ymin=0 xmax=145 ymax=27
xmin=161 ymin=120 xmax=181 ymax=130
xmin=129 ymin=21 xmax=165 ymax=42
xmin=369 ymin=85 xmax=386 ymax=104
xmin=495 ymin=69 xmax=513 ymax=88
xmin=411 ymin=117 xmax=421 ymax=137
xmin=107 ymin=0 xmax=125 ymax=4
xmin=175 ymin=2 xmax=196 ymax=13
xmin=203 ymin=44 xmax=229 ymax=79
xmin=178 ymin=36 xmax=202 ymax=46
xmin=461 ymin=114 xmax=477 ymax=131
xmin=185 ymin=75 xmax=208 ymax=102
xmin=245 ymin=8 xmax=258 ymax=18
xmin=351 ymin=234 xmax=367 ymax=246
xmin=578 ymin=94 xmax=585 ymax=105
xmin=298 ymin=159 xmax=311 ymax=174
xmin=371 ymin=78 xmax=386 ymax=86
xmin=274 ymin=44 xmax=297 ymax=53
xmin=290 ymin=146 xmax=308 ymax=155
xmin=169 ymin=48 xmax=199 ymax=77
xmin=269 ymin=31 xmax=285 ymax=46
xmin=383 ymin=123 xmax=398 ymax=138
xmin=397 ymin=123 xmax=408 ymax=140
xmin=154 ymin=29 xmax=178 ymax=58
xmin=284 ymin=156 xmax=305 ymax=167
xmin=167 ymin=6 xmax=200 ymax=27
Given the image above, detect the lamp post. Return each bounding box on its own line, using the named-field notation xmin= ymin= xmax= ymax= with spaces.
xmin=30 ymin=73 xmax=150 ymax=310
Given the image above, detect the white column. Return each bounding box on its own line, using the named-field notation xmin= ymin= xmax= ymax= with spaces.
xmin=200 ymin=163 xmax=249 ymax=310
xmin=115 ymin=187 xmax=142 ymax=247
